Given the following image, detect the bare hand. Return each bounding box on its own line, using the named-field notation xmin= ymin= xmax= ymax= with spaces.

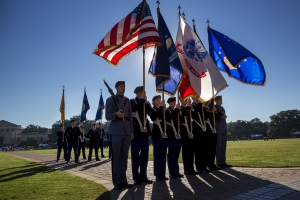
xmin=176 ymin=102 xmax=181 ymax=109
xmin=160 ymin=99 xmax=165 ymax=108
xmin=130 ymin=132 xmax=134 ymax=140
xmin=116 ymin=110 xmax=125 ymax=118
xmin=221 ymin=115 xmax=227 ymax=120
xmin=140 ymin=91 xmax=146 ymax=99
xmin=187 ymin=99 xmax=192 ymax=107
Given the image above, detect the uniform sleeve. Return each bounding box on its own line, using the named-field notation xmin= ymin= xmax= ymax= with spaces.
xmin=105 ymin=97 xmax=117 ymax=121
xmin=86 ymin=129 xmax=91 ymax=139
xmin=129 ymin=100 xmax=134 ymax=133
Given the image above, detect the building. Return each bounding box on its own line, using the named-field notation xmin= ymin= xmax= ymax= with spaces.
xmin=0 ymin=120 xmax=51 ymax=147
xmin=17 ymin=131 xmax=51 ymax=145
xmin=0 ymin=120 xmax=21 ymax=147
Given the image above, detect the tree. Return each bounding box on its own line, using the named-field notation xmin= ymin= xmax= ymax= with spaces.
xmin=227 ymin=120 xmax=253 ymax=140
xmin=268 ymin=110 xmax=300 ymax=138
xmin=249 ymin=118 xmax=268 ymax=136
xmin=27 ymin=137 xmax=38 ymax=146
xmin=18 ymin=140 xmax=27 ymax=147
xmin=22 ymin=124 xmax=48 ymax=133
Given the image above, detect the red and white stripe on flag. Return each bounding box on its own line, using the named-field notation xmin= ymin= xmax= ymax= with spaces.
xmin=94 ymin=1 xmax=161 ymax=67
xmin=176 ymin=16 xmax=228 ymax=102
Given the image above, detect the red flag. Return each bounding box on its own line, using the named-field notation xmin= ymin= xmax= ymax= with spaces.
xmin=94 ymin=0 xmax=161 ymax=67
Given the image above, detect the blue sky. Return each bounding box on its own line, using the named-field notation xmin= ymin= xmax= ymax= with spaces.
xmin=0 ymin=0 xmax=299 ymax=128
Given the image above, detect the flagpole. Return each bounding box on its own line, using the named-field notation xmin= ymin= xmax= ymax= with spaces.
xmin=62 ymin=86 xmax=65 ymax=142
xmin=100 ymin=88 xmax=102 ymax=125
xmin=177 ymin=5 xmax=182 ymax=135
xmin=143 ymin=46 xmax=146 ymax=130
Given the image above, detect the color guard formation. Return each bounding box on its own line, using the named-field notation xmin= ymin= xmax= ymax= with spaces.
xmin=103 ymin=81 xmax=231 ymax=190
xmin=56 ymin=80 xmax=231 ymax=191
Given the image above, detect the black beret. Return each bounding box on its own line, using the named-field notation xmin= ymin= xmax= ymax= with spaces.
xmin=115 ymin=81 xmax=125 ymax=88
xmin=134 ymin=86 xmax=143 ymax=93
xmin=167 ymin=97 xmax=176 ymax=103
xmin=71 ymin=119 xmax=75 ymax=123
xmin=59 ymin=124 xmax=64 ymax=127
xmin=152 ymin=95 xmax=161 ymax=101
xmin=215 ymin=95 xmax=222 ymax=101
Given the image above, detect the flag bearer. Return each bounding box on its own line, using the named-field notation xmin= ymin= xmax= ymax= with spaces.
xmin=130 ymin=86 xmax=153 ymax=185
xmin=149 ymin=95 xmax=169 ymax=181
xmin=166 ymin=97 xmax=184 ymax=178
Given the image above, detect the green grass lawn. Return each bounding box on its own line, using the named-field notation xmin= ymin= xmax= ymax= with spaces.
xmin=22 ymin=138 xmax=300 ymax=167
xmin=0 ymin=153 xmax=109 ymax=200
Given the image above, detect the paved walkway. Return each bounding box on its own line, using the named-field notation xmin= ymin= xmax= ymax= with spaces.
xmin=9 ymin=152 xmax=300 ymax=200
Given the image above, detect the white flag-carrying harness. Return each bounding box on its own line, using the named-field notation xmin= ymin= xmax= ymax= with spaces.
xmin=175 ymin=16 xmax=228 ymax=102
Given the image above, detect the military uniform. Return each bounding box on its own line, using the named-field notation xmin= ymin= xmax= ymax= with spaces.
xmin=130 ymin=86 xmax=152 ymax=184
xmin=86 ymin=126 xmax=100 ymax=161
xmin=192 ymin=102 xmax=208 ymax=172
xmin=205 ymin=106 xmax=218 ymax=171
xmin=215 ymin=96 xmax=231 ymax=168
xmin=65 ymin=122 xmax=81 ymax=163
xmin=165 ymin=97 xmax=183 ymax=178
xmin=97 ymin=127 xmax=105 ymax=158
xmin=56 ymin=127 xmax=67 ymax=162
xmin=180 ymin=104 xmax=195 ymax=174
xmin=105 ymin=81 xmax=133 ymax=189
xmin=149 ymin=95 xmax=168 ymax=181
xmin=78 ymin=128 xmax=86 ymax=159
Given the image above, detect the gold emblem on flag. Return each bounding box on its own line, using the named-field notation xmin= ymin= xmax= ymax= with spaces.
xmin=166 ymin=38 xmax=172 ymax=50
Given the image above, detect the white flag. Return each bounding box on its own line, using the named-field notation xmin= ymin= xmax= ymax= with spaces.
xmin=176 ymin=16 xmax=228 ymax=102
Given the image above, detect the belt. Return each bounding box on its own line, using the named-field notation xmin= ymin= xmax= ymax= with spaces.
xmin=116 ymin=117 xmax=130 ymax=121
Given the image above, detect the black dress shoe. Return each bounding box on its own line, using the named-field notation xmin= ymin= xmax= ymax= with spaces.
xmin=176 ymin=173 xmax=184 ymax=178
xmin=195 ymin=169 xmax=204 ymax=174
xmin=142 ymin=179 xmax=153 ymax=184
xmin=156 ymin=177 xmax=165 ymax=181
xmin=121 ymin=183 xmax=133 ymax=188
xmin=184 ymin=171 xmax=195 ymax=175
xmin=169 ymin=174 xmax=177 ymax=178
xmin=133 ymin=181 xmax=140 ymax=186
xmin=96 ymin=158 xmax=100 ymax=161
xmin=205 ymin=167 xmax=213 ymax=172
xmin=101 ymin=155 xmax=105 ymax=158
xmin=114 ymin=184 xmax=121 ymax=190
xmin=212 ymin=165 xmax=221 ymax=170
xmin=223 ymin=163 xmax=232 ymax=167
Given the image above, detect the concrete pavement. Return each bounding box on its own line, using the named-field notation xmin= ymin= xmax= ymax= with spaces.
xmin=9 ymin=152 xmax=300 ymax=200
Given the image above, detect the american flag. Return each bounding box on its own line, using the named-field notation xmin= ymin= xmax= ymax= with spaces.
xmin=93 ymin=0 xmax=161 ymax=67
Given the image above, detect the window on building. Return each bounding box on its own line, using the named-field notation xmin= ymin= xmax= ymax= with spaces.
xmin=0 ymin=129 xmax=3 ymax=132
xmin=11 ymin=129 xmax=14 ymax=132
xmin=0 ymin=137 xmax=3 ymax=144
xmin=17 ymin=138 xmax=20 ymax=142
xmin=40 ymin=137 xmax=43 ymax=142
xmin=6 ymin=129 xmax=10 ymax=132
xmin=11 ymin=139 xmax=13 ymax=143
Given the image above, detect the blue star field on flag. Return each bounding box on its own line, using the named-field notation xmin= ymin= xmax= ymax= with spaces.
xmin=208 ymin=27 xmax=266 ymax=86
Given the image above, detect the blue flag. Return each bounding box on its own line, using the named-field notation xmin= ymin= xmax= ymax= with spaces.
xmin=208 ymin=27 xmax=266 ymax=86
xmin=95 ymin=91 xmax=105 ymax=121
xmin=80 ymin=89 xmax=90 ymax=122
xmin=149 ymin=10 xmax=182 ymax=96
